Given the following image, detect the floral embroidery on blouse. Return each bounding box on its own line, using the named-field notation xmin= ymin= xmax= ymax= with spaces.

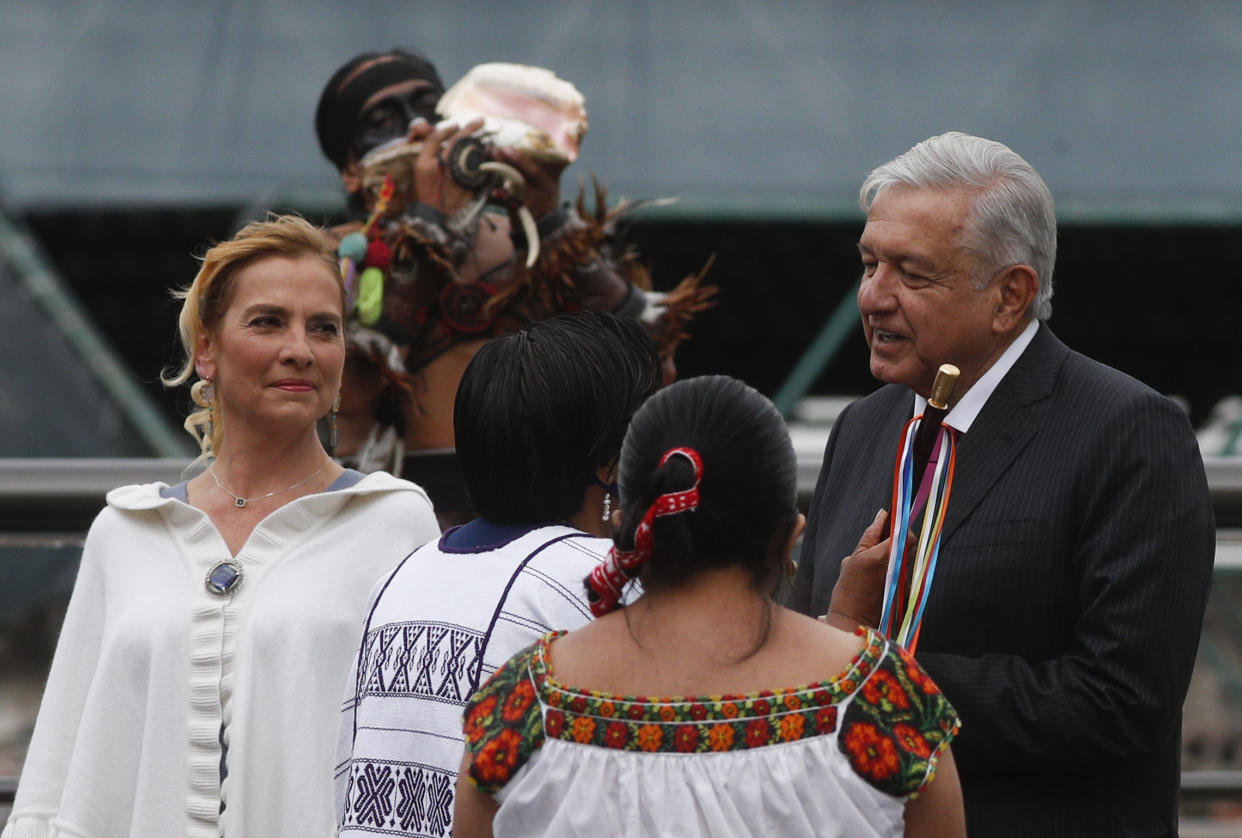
xmin=462 ymin=627 xmax=958 ymax=797
xmin=838 ymin=635 xmax=961 ymax=797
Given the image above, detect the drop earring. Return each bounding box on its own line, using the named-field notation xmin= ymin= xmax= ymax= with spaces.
xmin=191 ymin=379 xmax=216 ymax=452
xmin=594 ymin=466 xmax=618 ymax=523
xmin=328 ymin=392 xmax=341 ymax=457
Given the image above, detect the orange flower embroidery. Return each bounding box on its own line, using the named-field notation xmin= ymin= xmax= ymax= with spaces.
xmin=778 ymin=713 xmax=806 ymax=742
xmin=571 ymin=716 xmax=596 ymax=743
xmin=893 ymin=723 xmax=932 ymax=759
xmin=896 ymin=649 xmax=939 ymax=695
xmin=637 ymin=724 xmax=663 ymax=751
xmin=463 ymin=695 xmax=497 ymax=744
xmin=842 ymin=721 xmax=901 ymax=782
xmin=862 ymin=670 xmax=911 ymax=710
xmin=708 ymin=723 xmax=735 ymax=751
xmin=473 ymin=728 xmax=523 ymax=785
xmin=500 ymin=679 xmax=535 ymax=722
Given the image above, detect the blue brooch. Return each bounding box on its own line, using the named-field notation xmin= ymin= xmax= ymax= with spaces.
xmin=205 ymin=561 xmax=244 ymax=596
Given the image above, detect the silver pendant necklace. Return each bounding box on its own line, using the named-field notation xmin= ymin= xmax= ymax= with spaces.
xmin=208 ymin=458 xmax=330 ymax=508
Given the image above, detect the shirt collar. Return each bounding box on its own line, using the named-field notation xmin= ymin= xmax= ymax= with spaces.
xmin=912 ymin=319 xmax=1038 ymax=433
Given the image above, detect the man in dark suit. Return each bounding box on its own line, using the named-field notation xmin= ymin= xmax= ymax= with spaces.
xmin=788 ymin=132 xmax=1215 ymax=837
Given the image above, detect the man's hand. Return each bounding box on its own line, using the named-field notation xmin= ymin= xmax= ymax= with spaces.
xmin=492 ymin=147 xmax=568 ymax=222
xmin=821 ymin=509 xmax=892 ymax=632
xmin=411 ymin=117 xmax=485 ymax=216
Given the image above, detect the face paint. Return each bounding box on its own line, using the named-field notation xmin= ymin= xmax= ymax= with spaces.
xmin=350 ymin=82 xmax=441 ymax=160
xmin=317 ymin=53 xmax=445 ymax=170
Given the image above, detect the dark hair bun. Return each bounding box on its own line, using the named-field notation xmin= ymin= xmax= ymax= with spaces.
xmin=614 ymin=375 xmax=798 ymax=591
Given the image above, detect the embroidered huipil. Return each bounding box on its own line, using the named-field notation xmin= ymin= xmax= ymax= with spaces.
xmin=463 ymin=629 xmax=960 ymax=838
xmin=336 ymin=524 xmax=609 ymax=838
xmin=3 ymin=472 xmax=438 ymax=838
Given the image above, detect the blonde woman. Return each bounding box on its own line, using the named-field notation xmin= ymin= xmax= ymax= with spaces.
xmin=4 ymin=216 xmax=438 ymax=838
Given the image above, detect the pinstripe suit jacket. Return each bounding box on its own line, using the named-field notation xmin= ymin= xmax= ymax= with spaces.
xmin=789 ymin=324 xmax=1215 ymax=837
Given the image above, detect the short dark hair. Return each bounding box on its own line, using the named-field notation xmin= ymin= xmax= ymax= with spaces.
xmin=454 ymin=311 xmax=662 ymax=524
xmin=314 ymin=48 xmax=445 ymax=170
xmin=616 ymin=375 xmax=798 ymax=591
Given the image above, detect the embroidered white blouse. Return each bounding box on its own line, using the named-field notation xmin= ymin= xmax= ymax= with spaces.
xmin=463 ymin=629 xmax=960 ymax=838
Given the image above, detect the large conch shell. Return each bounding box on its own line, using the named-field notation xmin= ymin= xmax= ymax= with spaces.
xmin=360 ymin=62 xmax=589 ymax=188
xmin=436 ymin=63 xmax=588 ymax=164
xmin=358 ymin=64 xmax=588 ymax=267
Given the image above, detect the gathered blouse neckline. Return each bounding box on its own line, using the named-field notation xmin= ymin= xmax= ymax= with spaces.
xmin=534 ymin=626 xmax=885 ymax=712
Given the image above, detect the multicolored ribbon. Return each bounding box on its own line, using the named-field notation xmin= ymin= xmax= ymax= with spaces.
xmin=586 ymin=447 xmax=703 ymax=616
xmin=878 ymin=416 xmax=957 ymax=651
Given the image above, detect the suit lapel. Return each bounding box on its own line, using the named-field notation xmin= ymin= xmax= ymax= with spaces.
xmin=941 ymin=325 xmax=1069 ymax=541
xmin=862 ymin=385 xmax=915 ymax=510
xmin=871 ymin=384 xmax=915 ymax=473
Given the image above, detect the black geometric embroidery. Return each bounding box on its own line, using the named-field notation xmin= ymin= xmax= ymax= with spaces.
xmin=396 ymin=765 xmax=426 ymax=831
xmin=426 ymin=769 xmax=454 ymax=835
xmin=436 ymin=630 xmax=474 ymax=702
xmin=410 ymin=626 xmax=438 ymax=697
xmin=346 ymin=760 xmax=457 ymax=836
xmin=354 ymin=762 xmax=395 ymax=827
xmin=388 ymin=625 xmax=413 ymax=694
xmin=360 ymin=621 xmax=483 ymax=703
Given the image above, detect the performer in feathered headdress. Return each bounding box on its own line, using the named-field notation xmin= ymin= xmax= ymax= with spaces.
xmin=315 ymin=51 xmax=714 ymax=526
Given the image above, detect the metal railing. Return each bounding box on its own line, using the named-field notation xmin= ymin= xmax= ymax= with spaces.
xmin=6 ymin=455 xmax=1242 ymax=528
xmin=0 ymin=458 xmax=192 ymax=531
xmin=0 ymin=457 xmax=1240 ymax=808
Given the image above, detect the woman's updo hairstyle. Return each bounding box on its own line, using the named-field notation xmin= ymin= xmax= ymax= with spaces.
xmin=162 ymin=214 xmax=341 ymax=460
xmin=615 ymin=375 xmax=798 ymax=593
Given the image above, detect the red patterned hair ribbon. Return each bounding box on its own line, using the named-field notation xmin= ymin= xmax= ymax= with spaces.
xmin=587 ymin=447 xmax=704 ymax=616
